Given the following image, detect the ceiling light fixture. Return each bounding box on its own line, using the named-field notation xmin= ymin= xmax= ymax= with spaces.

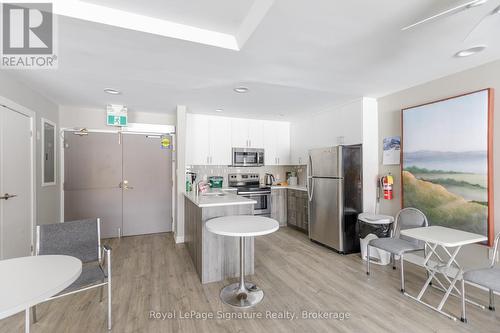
xmin=233 ymin=87 xmax=249 ymax=93
xmin=454 ymin=45 xmax=487 ymax=57
xmin=215 ymin=109 xmax=223 ymax=112
xmin=104 ymin=88 xmax=121 ymax=95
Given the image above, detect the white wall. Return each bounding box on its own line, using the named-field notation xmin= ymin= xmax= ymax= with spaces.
xmin=362 ymin=98 xmax=379 ymax=213
xmin=0 ymin=73 xmax=60 ymax=225
xmin=175 ymin=106 xmax=187 ymax=243
xmin=290 ymin=98 xmax=378 ymax=212
xmin=378 ymin=59 xmax=500 ymax=268
xmin=290 ymin=99 xmax=363 ymax=164
xmin=59 ymin=106 xmax=176 ymax=129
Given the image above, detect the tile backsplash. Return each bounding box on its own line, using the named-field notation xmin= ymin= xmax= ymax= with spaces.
xmin=187 ymin=165 xmax=307 ymax=187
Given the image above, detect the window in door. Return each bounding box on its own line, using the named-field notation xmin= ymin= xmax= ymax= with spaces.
xmin=42 ymin=118 xmax=56 ymax=186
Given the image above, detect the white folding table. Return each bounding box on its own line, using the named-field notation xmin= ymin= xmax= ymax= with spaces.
xmin=0 ymin=255 xmax=82 ymax=333
xmin=400 ymin=226 xmax=487 ymax=321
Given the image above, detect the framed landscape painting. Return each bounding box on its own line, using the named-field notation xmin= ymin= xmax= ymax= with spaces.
xmin=402 ymin=89 xmax=494 ymax=246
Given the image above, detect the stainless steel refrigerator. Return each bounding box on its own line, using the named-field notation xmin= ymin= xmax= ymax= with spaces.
xmin=307 ymin=145 xmax=363 ymax=254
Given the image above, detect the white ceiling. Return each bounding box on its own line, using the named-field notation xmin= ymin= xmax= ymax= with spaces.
xmin=5 ymin=0 xmax=500 ymax=120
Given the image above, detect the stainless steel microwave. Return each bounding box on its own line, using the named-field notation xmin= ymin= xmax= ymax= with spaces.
xmin=232 ymin=148 xmax=264 ymax=167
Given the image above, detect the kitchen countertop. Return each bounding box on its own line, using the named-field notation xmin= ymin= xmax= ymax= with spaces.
xmin=184 ymin=189 xmax=256 ymax=208
xmin=271 ymin=185 xmax=308 ymax=192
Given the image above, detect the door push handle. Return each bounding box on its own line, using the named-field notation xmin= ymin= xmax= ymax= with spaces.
xmin=0 ymin=193 xmax=17 ymax=200
xmin=119 ymin=181 xmax=134 ymax=190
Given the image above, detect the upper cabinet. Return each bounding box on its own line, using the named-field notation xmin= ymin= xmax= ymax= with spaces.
xmin=263 ymin=121 xmax=290 ymax=165
xmin=186 ymin=114 xmax=231 ymax=165
xmin=187 ymin=114 xmax=291 ymax=166
xmin=231 ymin=118 xmax=263 ymax=148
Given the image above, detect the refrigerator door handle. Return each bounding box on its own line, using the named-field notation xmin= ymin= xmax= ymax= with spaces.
xmin=307 ymin=177 xmax=315 ymax=202
xmin=307 ymin=154 xmax=314 ymax=201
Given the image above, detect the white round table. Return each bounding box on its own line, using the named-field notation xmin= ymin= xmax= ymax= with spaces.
xmin=206 ymin=216 xmax=279 ymax=308
xmin=0 ymin=255 xmax=82 ymax=333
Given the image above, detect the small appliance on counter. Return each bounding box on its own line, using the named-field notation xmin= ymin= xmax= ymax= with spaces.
xmin=186 ymin=171 xmax=197 ymax=192
xmin=208 ymin=176 xmax=223 ymax=188
xmin=287 ymin=171 xmax=298 ymax=186
xmin=264 ymin=173 xmax=275 ymax=186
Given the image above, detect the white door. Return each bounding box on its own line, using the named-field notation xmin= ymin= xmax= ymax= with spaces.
xmin=209 ymin=116 xmax=232 ymax=165
xmin=0 ymin=106 xmax=33 ymax=259
xmin=186 ymin=114 xmax=210 ymax=165
xmin=247 ymin=119 xmax=263 ymax=148
xmin=231 ymin=118 xmax=249 ymax=148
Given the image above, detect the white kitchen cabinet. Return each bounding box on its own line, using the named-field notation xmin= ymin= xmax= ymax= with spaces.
xmin=186 ymin=113 xmax=210 ymax=165
xmin=291 ymin=147 xmax=308 ymax=165
xmin=230 ymin=118 xmax=248 ymax=148
xmin=187 ymin=114 xmax=291 ymax=166
xmin=276 ymin=122 xmax=290 ymax=165
xmin=209 ymin=116 xmax=232 ymax=165
xmin=247 ymin=119 xmax=264 ymax=148
xmin=263 ymin=121 xmax=290 ymax=165
xmin=230 ymin=118 xmax=264 ymax=148
xmin=186 ymin=114 xmax=231 ymax=165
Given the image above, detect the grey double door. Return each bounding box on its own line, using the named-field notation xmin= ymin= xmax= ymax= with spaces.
xmin=64 ymin=131 xmax=172 ymax=238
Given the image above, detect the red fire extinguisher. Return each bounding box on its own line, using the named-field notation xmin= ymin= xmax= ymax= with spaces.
xmin=381 ymin=174 xmax=394 ymax=200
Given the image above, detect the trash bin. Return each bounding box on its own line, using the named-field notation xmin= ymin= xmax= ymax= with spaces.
xmin=358 ymin=213 xmax=394 ymax=265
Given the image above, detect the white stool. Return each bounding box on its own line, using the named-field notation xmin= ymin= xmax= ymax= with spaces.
xmin=206 ymin=215 xmax=279 ymax=308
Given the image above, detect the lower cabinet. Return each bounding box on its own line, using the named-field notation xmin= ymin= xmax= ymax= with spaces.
xmin=287 ymin=189 xmax=308 ymax=233
xmin=271 ymin=189 xmax=287 ymax=226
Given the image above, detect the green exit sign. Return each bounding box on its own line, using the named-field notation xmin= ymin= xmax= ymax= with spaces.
xmin=107 ymin=115 xmax=127 ymax=126
xmin=106 ymin=104 xmax=128 ymax=127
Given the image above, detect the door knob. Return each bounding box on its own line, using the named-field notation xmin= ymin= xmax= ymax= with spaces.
xmin=0 ymin=193 xmax=18 ymax=200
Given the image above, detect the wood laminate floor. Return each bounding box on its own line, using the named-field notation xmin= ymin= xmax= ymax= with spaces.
xmin=1 ymin=227 xmax=498 ymax=333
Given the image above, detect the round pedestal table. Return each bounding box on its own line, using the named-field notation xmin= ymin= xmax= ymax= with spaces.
xmin=206 ymin=215 xmax=279 ymax=308
xmin=0 ymin=255 xmax=82 ymax=333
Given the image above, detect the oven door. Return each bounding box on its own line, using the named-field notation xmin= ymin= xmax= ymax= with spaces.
xmin=240 ymin=192 xmax=270 ymax=216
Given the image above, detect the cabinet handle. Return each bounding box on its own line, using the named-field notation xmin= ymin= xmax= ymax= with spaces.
xmin=278 ymin=157 xmax=280 ymax=165
xmin=207 ymin=156 xmax=209 ymax=164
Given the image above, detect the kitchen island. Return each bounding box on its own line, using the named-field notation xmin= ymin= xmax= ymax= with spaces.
xmin=184 ymin=190 xmax=256 ymax=284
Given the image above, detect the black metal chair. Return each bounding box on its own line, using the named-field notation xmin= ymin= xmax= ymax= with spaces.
xmin=32 ymin=218 xmax=112 ymax=330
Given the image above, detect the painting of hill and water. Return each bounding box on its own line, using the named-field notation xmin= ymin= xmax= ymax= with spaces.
xmin=402 ymin=89 xmax=493 ymax=241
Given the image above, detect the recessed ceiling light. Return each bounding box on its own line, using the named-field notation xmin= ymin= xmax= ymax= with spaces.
xmin=104 ymin=88 xmax=121 ymax=95
xmin=215 ymin=109 xmax=223 ymax=112
xmin=233 ymin=87 xmax=249 ymax=93
xmin=454 ymin=45 xmax=487 ymax=57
